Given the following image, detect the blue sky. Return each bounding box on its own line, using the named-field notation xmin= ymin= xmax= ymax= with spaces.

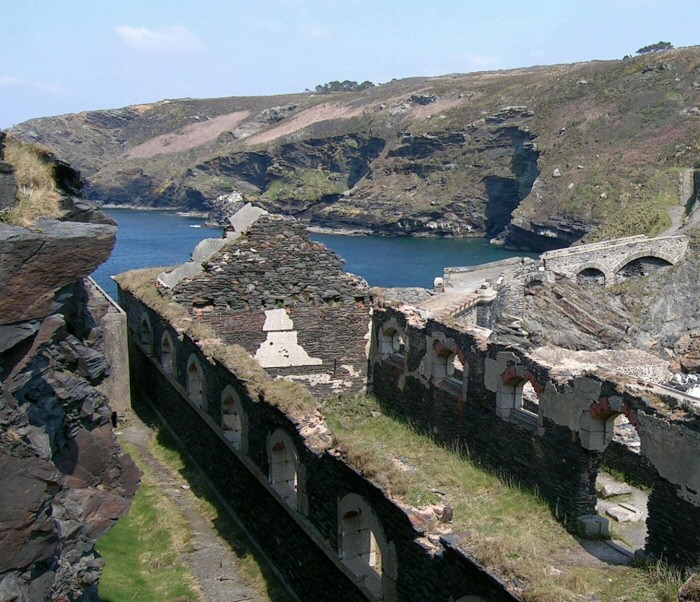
xmin=2 ymin=0 xmax=698 ymax=128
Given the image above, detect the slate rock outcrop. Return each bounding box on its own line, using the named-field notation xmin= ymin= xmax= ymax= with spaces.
xmin=0 ymin=145 xmax=138 ymax=600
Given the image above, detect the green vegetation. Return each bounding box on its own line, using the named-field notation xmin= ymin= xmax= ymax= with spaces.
xmin=322 ymin=394 xmax=685 ymax=601
xmin=263 ymin=168 xmax=346 ymax=203
xmin=140 ymin=408 xmax=289 ymax=601
xmin=636 ymin=41 xmax=673 ymax=55
xmin=97 ymin=442 xmax=200 ymax=602
xmin=1 ymin=136 xmax=65 ymax=226
xmin=311 ymin=80 xmax=375 ymax=94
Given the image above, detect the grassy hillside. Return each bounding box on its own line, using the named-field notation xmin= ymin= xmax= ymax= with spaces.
xmin=10 ymin=46 xmax=700 ymax=250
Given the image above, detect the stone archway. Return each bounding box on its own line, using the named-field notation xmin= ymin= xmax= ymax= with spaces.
xmin=338 ymin=493 xmax=397 ymax=600
xmin=186 ymin=354 xmax=205 ymax=409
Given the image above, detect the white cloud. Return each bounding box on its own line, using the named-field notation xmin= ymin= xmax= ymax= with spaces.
xmin=115 ymin=25 xmax=204 ymax=53
xmin=0 ymin=75 xmax=62 ymax=94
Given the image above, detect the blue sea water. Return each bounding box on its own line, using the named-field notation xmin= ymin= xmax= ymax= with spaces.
xmin=91 ymin=209 xmax=532 ymax=298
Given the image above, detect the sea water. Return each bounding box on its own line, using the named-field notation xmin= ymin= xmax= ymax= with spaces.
xmin=91 ymin=209 xmax=533 ymax=298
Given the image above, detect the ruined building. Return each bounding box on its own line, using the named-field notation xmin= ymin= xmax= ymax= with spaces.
xmin=116 ymin=207 xmax=700 ymax=601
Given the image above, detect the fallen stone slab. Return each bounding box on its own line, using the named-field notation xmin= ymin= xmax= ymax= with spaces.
xmin=606 ymin=504 xmax=642 ymax=523
xmin=599 ymin=482 xmax=633 ymax=498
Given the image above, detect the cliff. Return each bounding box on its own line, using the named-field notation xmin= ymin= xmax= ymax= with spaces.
xmin=0 ymin=133 xmax=139 ymax=600
xmin=10 ymin=46 xmax=700 ymax=251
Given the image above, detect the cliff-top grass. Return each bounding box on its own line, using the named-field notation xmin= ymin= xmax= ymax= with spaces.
xmin=1 ymin=135 xmax=66 ymax=226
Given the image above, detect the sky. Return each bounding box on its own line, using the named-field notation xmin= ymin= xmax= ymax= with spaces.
xmin=2 ymin=0 xmax=699 ymax=128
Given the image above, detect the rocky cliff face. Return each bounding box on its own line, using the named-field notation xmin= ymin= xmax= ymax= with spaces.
xmin=10 ymin=47 xmax=700 ymax=251
xmin=0 ymin=142 xmax=139 ymax=601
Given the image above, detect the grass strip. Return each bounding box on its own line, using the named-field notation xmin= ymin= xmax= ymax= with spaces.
xmin=97 ymin=441 xmax=200 ymax=602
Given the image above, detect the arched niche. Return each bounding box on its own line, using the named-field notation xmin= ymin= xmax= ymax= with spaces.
xmin=496 ymin=365 xmax=543 ymax=421
xmin=221 ymin=385 xmax=248 ymax=452
xmin=160 ymin=331 xmax=175 ymax=376
xmin=186 ymin=354 xmax=206 ymax=410
xmin=140 ymin=314 xmax=153 ymax=353
xmin=267 ymin=429 xmax=302 ymax=510
xmin=378 ymin=320 xmax=407 ymax=359
xmin=338 ymin=493 xmax=397 ymax=600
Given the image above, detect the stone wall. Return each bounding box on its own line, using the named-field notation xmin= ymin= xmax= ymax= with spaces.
xmin=119 ymin=288 xmax=519 ymax=601
xmin=370 ymin=305 xmax=599 ymax=524
xmin=541 ymin=234 xmax=689 ymax=284
xmin=370 ymin=304 xmax=700 ymax=564
xmin=168 ymin=215 xmax=372 ymax=397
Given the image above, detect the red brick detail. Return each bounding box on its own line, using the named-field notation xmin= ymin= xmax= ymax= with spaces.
xmin=589 ymin=397 xmax=640 ymax=432
xmin=501 ymin=364 xmax=519 ymax=385
xmin=433 ymin=341 xmax=466 ymax=365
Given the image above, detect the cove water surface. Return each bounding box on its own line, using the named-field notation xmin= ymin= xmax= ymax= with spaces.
xmin=91 ymin=209 xmax=532 ymax=298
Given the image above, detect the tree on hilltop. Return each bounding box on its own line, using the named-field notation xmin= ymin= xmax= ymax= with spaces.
xmin=636 ymin=41 xmax=673 ymax=55
xmin=312 ymin=80 xmax=375 ymax=94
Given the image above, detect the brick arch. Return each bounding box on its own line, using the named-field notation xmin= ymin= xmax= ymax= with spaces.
xmin=589 ymin=396 xmax=640 ymax=431
xmin=431 ymin=338 xmax=468 ymax=387
xmin=501 ymin=365 xmax=544 ymax=398
xmin=579 ymin=396 xmax=640 ymax=452
xmin=609 ymin=249 xmax=676 ymax=277
xmin=496 ymin=365 xmax=544 ymax=419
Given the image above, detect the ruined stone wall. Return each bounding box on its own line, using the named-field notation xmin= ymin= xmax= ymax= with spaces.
xmin=120 ymin=289 xmax=518 ymax=601
xmin=370 ymin=304 xmax=700 ymax=566
xmin=169 ymin=216 xmax=371 ymax=397
xmin=370 ymin=306 xmax=599 ymax=524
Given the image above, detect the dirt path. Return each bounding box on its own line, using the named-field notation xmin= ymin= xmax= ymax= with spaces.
xmin=118 ymin=412 xmax=274 ymax=602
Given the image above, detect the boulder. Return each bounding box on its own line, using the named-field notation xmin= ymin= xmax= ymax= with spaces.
xmin=0 ymin=220 xmax=116 ymax=324
xmin=0 ymin=160 xmax=17 ymax=210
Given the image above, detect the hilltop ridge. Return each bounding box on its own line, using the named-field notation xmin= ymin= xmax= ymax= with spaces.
xmin=10 ymin=46 xmax=700 ymax=251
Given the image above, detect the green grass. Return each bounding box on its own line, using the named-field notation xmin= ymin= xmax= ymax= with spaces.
xmin=263 ymin=168 xmax=346 ymax=203
xmin=97 ymin=442 xmax=200 ymax=602
xmin=322 ymin=394 xmax=686 ymax=601
xmin=139 ymin=404 xmax=291 ymax=601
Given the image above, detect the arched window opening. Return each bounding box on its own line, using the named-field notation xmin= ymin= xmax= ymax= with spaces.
xmin=520 ymin=380 xmax=539 ymax=414
xmin=268 ymin=430 xmax=298 ymax=507
xmin=161 ymin=331 xmax=175 ymax=376
xmin=496 ymin=370 xmax=542 ymax=423
xmin=221 ymin=386 xmax=247 ymax=451
xmin=338 ymin=494 xmax=394 ymax=599
xmin=378 ymin=324 xmax=407 ymax=359
xmin=577 ymin=267 xmax=606 ymax=286
xmin=432 ymin=346 xmax=466 ymax=388
xmin=187 ymin=354 xmax=205 ymax=409
xmin=140 ymin=316 xmax=152 ymax=353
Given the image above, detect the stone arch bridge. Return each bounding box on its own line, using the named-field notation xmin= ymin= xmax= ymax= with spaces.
xmin=540 ymin=234 xmax=688 ymax=285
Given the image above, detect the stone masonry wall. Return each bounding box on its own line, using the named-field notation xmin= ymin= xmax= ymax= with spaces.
xmin=119 ymin=288 xmax=518 ymax=601
xmin=170 ymin=216 xmax=371 ymax=397
xmin=370 ymin=304 xmax=700 ymax=565
xmin=370 ymin=305 xmax=599 ymax=524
